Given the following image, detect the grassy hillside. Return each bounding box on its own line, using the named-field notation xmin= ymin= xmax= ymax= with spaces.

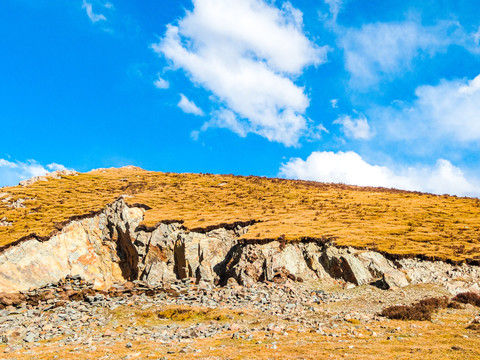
xmin=1 ymin=166 xmax=480 ymax=262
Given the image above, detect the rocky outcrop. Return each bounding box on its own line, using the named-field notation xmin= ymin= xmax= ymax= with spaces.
xmin=18 ymin=169 xmax=78 ymax=187
xmin=399 ymin=258 xmax=480 ymax=295
xmin=224 ymin=241 xmax=329 ymax=286
xmin=357 ymin=251 xmax=409 ymax=288
xmin=224 ymin=241 xmax=409 ymax=289
xmin=0 ymin=199 xmax=144 ymax=292
xmin=135 ymin=222 xmax=247 ymax=286
xmin=3 ymin=198 xmax=480 ymax=295
xmin=0 ymin=199 xmax=254 ymax=292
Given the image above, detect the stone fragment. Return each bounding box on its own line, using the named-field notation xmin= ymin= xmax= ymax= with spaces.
xmin=320 ymin=247 xmax=372 ymax=285
xmin=0 ymin=292 xmax=26 ymax=307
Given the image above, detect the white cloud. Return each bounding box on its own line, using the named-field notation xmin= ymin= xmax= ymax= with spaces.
xmin=474 ymin=27 xmax=480 ymax=45
xmin=280 ymin=151 xmax=480 ymax=197
xmin=201 ymin=109 xmax=249 ymax=137
xmin=324 ymin=0 xmax=342 ymax=23
xmin=383 ymin=73 xmax=480 ymax=142
xmin=0 ymin=159 xmax=69 ymax=187
xmin=178 ymin=94 xmax=204 ymax=116
xmin=340 ymin=20 xmax=457 ymax=87
xmin=330 ymin=99 xmax=338 ymax=108
xmin=153 ymin=76 xmax=170 ymax=89
xmin=334 ymin=114 xmax=373 ymax=140
xmin=82 ymin=0 xmax=106 ymax=23
xmin=46 ymin=163 xmax=68 ymax=172
xmin=152 ymin=0 xmax=327 ymax=146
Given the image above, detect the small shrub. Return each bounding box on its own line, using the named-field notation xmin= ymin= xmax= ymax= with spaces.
xmin=157 ymin=307 xmax=231 ymax=322
xmin=452 ymin=292 xmax=480 ymax=307
xmin=380 ymin=297 xmax=449 ymax=321
xmin=467 ymin=317 xmax=480 ymax=330
xmin=447 ymin=301 xmax=464 ymax=309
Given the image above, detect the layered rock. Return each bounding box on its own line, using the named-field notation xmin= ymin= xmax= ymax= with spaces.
xmin=399 ymin=258 xmax=480 ymax=295
xmin=0 ymin=199 xmax=253 ymax=292
xmin=5 ymin=197 xmax=480 ymax=295
xmin=0 ymin=199 xmax=143 ymax=292
xmin=224 ymin=241 xmax=409 ymax=289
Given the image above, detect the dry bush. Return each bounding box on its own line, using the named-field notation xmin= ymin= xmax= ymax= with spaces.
xmin=467 ymin=316 xmax=480 ymax=330
xmin=380 ymin=297 xmax=449 ymax=321
xmin=452 ymin=292 xmax=480 ymax=307
xmin=157 ymin=307 xmax=231 ymax=322
xmin=447 ymin=301 xmax=465 ymax=309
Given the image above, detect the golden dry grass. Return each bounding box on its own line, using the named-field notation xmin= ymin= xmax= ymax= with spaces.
xmin=1 ymin=166 xmax=480 ymax=262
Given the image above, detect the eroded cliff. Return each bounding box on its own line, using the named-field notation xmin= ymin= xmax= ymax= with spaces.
xmin=1 ymin=199 xmax=479 ymax=295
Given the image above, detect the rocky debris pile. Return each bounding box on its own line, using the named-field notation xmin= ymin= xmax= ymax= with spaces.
xmin=400 ymin=258 xmax=480 ymax=295
xmin=0 ymin=275 xmax=180 ymax=310
xmin=0 ymin=276 xmax=365 ymax=354
xmin=18 ymin=169 xmax=77 ymax=187
xmin=0 ymin=273 xmax=461 ymax=358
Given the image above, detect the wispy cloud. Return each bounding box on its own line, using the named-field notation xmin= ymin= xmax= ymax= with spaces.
xmin=334 ymin=113 xmax=373 ymax=140
xmin=178 ymin=94 xmax=204 ymax=116
xmin=324 ymin=0 xmax=342 ymax=24
xmin=82 ymin=0 xmax=107 ymax=23
xmin=380 ymin=73 xmax=480 ymax=143
xmin=280 ymin=151 xmax=480 ymax=197
xmin=0 ymin=159 xmax=70 ymax=187
xmin=153 ymin=75 xmax=169 ymax=89
xmin=152 ymin=0 xmax=328 ymax=146
xmin=474 ymin=27 xmax=480 ymax=45
xmin=200 ymin=109 xmax=248 ymax=137
xmin=339 ymin=20 xmax=459 ymax=88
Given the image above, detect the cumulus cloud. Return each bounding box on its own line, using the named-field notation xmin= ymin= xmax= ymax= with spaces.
xmin=153 ymin=76 xmax=170 ymax=89
xmin=152 ymin=0 xmax=327 ymax=146
xmin=340 ymin=20 xmax=457 ymax=87
xmin=178 ymin=94 xmax=204 ymax=116
xmin=280 ymin=151 xmax=480 ymax=197
xmin=382 ymin=73 xmax=480 ymax=142
xmin=82 ymin=0 xmax=107 ymax=23
xmin=334 ymin=114 xmax=373 ymax=140
xmin=0 ymin=159 xmax=69 ymax=187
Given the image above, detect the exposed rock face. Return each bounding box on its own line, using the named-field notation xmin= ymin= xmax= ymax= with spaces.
xmin=224 ymin=241 xmax=329 ymax=286
xmin=0 ymin=199 xmax=254 ymax=292
xmin=320 ymin=247 xmax=373 ymax=286
xmin=399 ymin=258 xmax=480 ymax=295
xmin=0 ymin=200 xmax=143 ymax=292
xmin=18 ymin=169 xmax=77 ymax=187
xmin=1 ymin=198 xmax=479 ymax=295
xmin=357 ymin=251 xmax=409 ymax=288
xmin=135 ymin=223 xmax=246 ymax=286
xmin=224 ymin=241 xmax=409 ymax=289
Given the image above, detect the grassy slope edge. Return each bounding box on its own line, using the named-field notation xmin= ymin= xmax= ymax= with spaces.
xmin=1 ymin=167 xmax=480 ymax=262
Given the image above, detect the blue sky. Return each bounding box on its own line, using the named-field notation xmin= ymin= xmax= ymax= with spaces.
xmin=1 ymin=0 xmax=480 ymax=197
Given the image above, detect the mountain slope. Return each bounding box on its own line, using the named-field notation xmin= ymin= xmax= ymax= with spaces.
xmin=1 ymin=166 xmax=480 ymax=262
